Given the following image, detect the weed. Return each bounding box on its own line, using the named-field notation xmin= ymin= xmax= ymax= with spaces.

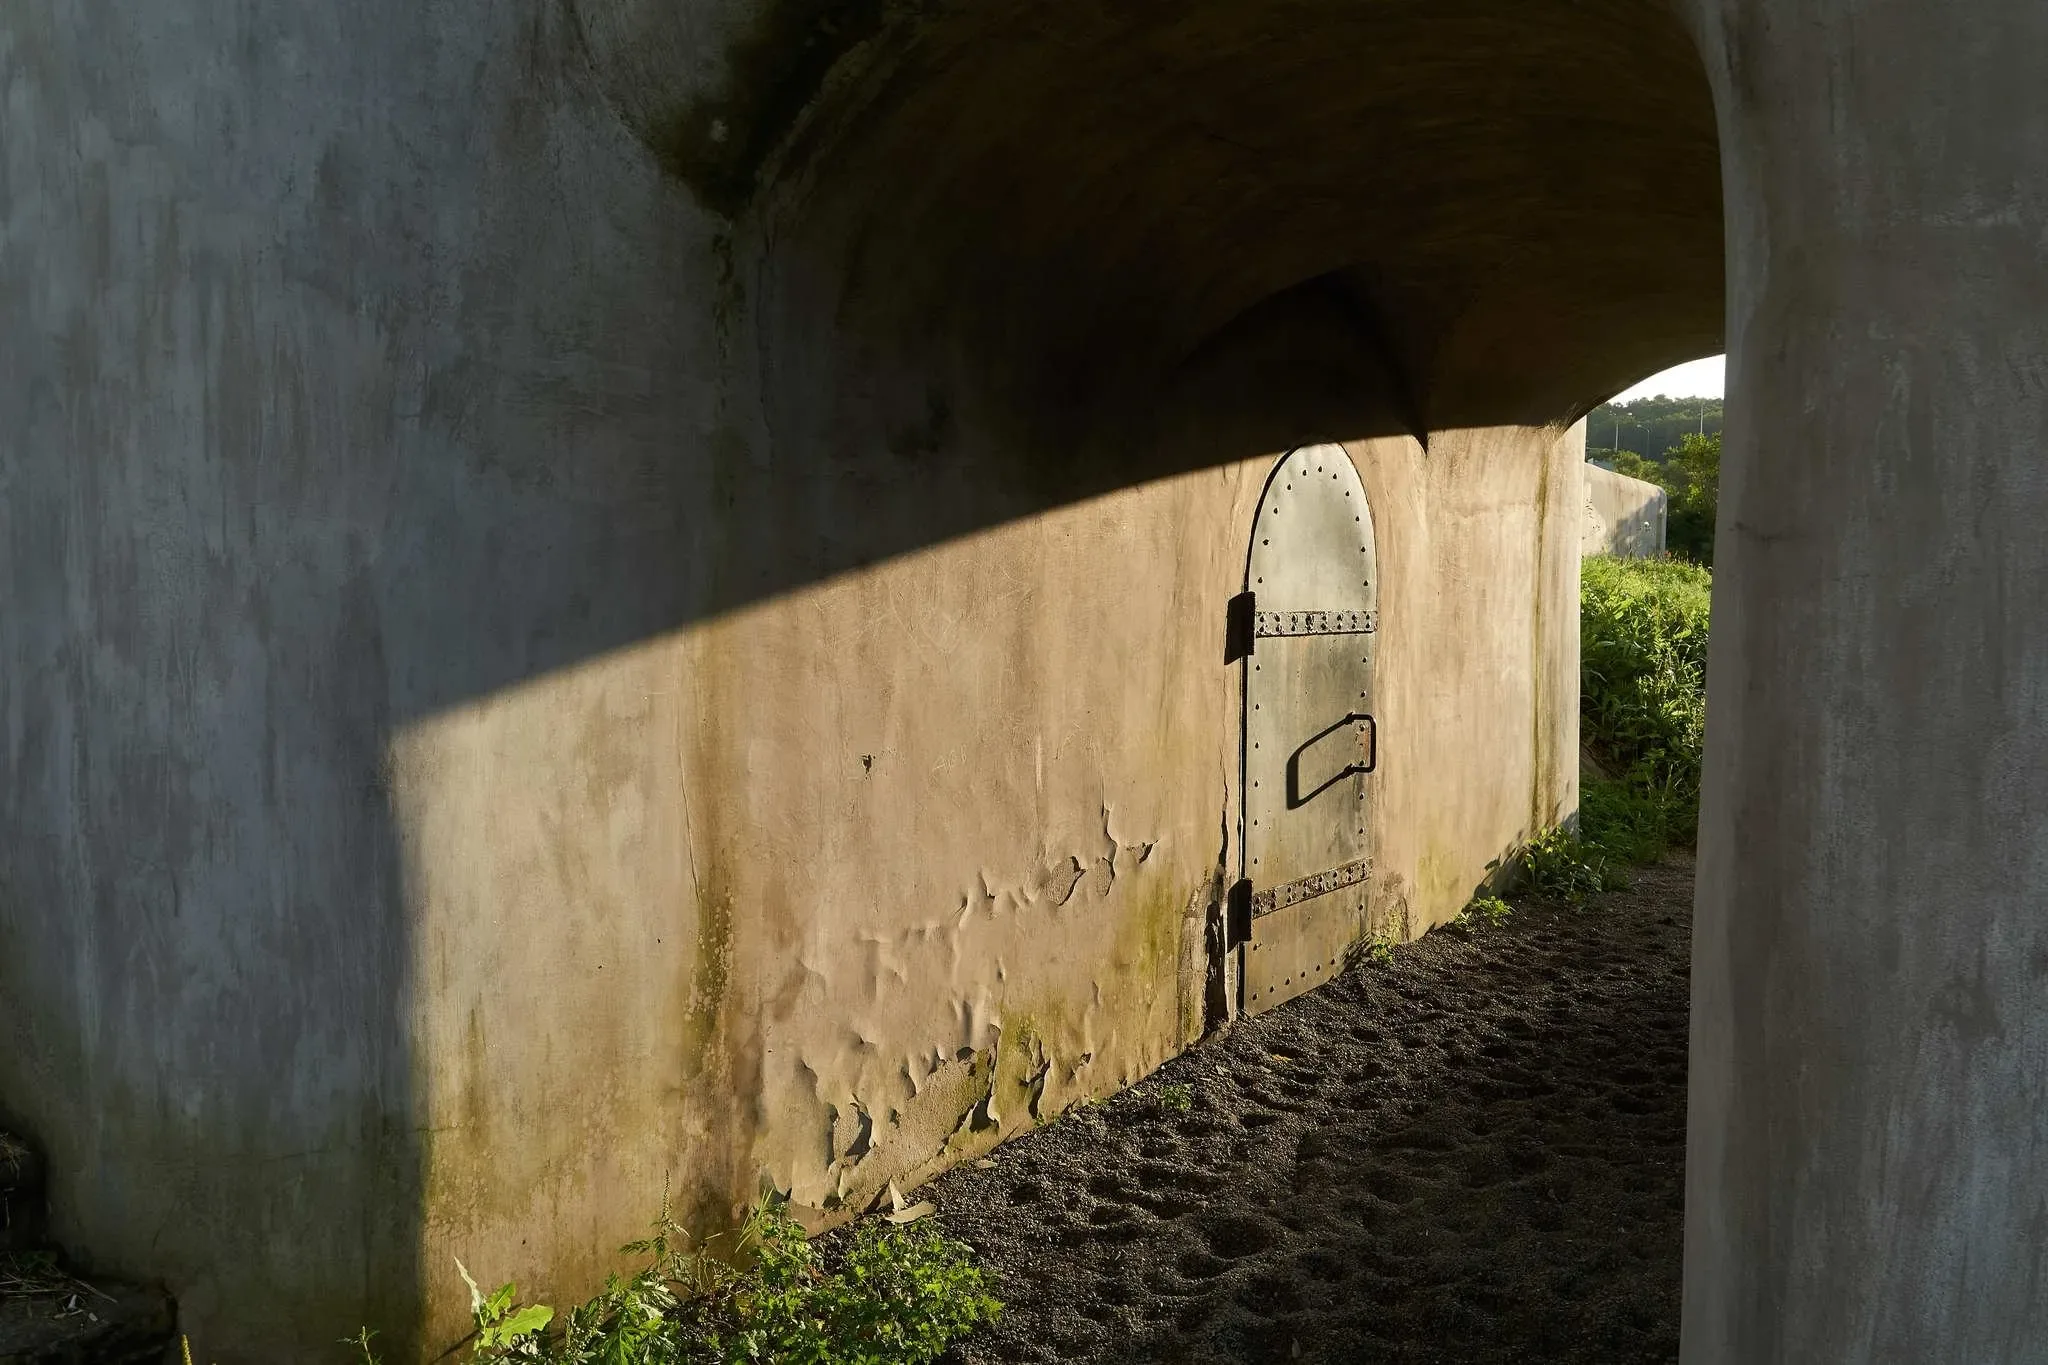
xmin=1155 ymin=1084 xmax=1194 ymax=1114
xmin=443 ymin=1195 xmax=999 ymax=1364
xmin=1361 ymin=934 xmax=1397 ymax=967
xmin=1458 ymin=896 xmax=1512 ymax=929
xmin=1521 ymin=826 xmax=1622 ymax=905
xmin=458 ymin=1258 xmax=554 ymax=1359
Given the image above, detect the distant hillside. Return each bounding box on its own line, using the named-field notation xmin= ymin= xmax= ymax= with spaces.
xmin=1585 ymin=395 xmax=1722 ymax=465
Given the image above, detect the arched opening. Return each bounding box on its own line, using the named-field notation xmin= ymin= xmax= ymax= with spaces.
xmin=48 ymin=1 xmax=2048 ymax=1359
xmin=739 ymin=0 xmax=1724 ymax=496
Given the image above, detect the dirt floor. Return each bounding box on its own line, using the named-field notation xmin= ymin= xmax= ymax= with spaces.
xmin=928 ymin=856 xmax=1693 ymax=1365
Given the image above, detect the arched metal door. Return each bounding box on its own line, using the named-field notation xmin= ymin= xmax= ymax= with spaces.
xmin=1228 ymin=444 xmax=1378 ymax=1015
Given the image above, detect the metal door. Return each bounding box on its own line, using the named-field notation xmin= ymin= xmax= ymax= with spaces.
xmin=1229 ymin=444 xmax=1378 ymax=1015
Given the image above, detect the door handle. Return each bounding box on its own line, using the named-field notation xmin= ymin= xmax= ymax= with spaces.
xmin=1284 ymin=712 xmax=1379 ymax=808
xmin=1343 ymin=713 xmax=1377 ymax=776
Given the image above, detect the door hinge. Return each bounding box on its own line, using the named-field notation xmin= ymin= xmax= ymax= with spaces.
xmin=1226 ymin=878 xmax=1253 ymax=948
xmin=1225 ymin=591 xmax=1256 ymax=663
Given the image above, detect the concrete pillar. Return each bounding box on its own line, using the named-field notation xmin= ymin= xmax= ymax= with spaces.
xmin=1686 ymin=1 xmax=2048 ymax=1359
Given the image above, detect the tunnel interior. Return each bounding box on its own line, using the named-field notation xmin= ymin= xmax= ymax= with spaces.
xmin=0 ymin=3 xmax=1735 ymax=1358
xmin=725 ymin=0 xmax=1727 ymax=476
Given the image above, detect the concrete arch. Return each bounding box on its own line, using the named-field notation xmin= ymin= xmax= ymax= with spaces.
xmin=5 ymin=0 xmax=2047 ymax=1361
xmin=743 ymin=0 xmax=1722 ymax=463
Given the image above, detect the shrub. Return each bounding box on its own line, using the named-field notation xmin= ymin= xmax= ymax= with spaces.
xmin=1664 ymin=432 xmax=1721 ymax=565
xmin=1520 ymin=825 xmax=1623 ymax=905
xmin=1580 ymin=554 xmax=1711 ymax=862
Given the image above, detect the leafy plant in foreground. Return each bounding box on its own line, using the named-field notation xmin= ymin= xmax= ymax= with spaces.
xmin=1521 ymin=826 xmax=1622 ymax=905
xmin=447 ymin=1197 xmax=999 ymax=1365
xmin=1458 ymin=896 xmax=1513 ymax=929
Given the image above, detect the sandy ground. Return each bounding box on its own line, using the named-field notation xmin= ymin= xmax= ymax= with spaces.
xmin=927 ymin=856 xmax=1693 ymax=1365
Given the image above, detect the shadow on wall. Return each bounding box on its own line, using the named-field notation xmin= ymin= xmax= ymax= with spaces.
xmin=179 ymin=0 xmax=1730 ymax=731
xmin=1 ymin=0 xmax=1722 ymax=1358
xmin=1287 ymin=710 xmax=1378 ymax=810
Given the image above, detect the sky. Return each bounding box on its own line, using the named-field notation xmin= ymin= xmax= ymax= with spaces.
xmin=1611 ymin=354 xmax=1724 ymax=402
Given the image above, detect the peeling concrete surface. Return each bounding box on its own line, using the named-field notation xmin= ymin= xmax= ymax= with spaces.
xmin=384 ymin=437 xmax=1584 ymax=1345
xmin=2 ymin=2 xmax=1658 ymax=1360
xmin=7 ymin=0 xmax=2041 ymax=1357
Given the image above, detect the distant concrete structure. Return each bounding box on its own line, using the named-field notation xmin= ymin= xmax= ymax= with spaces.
xmin=3 ymin=0 xmax=2044 ymax=1361
xmin=1583 ymin=456 xmax=1670 ymax=558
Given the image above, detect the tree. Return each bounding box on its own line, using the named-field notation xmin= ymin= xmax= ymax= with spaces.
xmin=1598 ymin=448 xmax=1672 ymax=488
xmin=1663 ymin=431 xmax=1719 ymax=564
xmin=1585 ymin=396 xmax=1723 ymax=463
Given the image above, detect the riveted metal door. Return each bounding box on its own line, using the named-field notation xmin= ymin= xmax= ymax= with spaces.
xmin=1235 ymin=444 xmax=1377 ymax=1015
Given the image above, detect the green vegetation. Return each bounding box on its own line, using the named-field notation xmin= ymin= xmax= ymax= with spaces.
xmin=1578 ymin=555 xmax=1712 ymax=866
xmin=1155 ymin=1083 xmax=1194 ymax=1114
xmin=357 ymin=1199 xmax=998 ymax=1365
xmin=1585 ymin=394 xmax=1722 ymax=465
xmin=1504 ymin=553 xmax=1710 ymax=900
xmin=1519 ymin=825 xmax=1623 ymax=905
xmin=1598 ymin=447 xmax=1669 ymax=487
xmin=1658 ymin=431 xmax=1721 ymax=564
xmin=1457 ymin=895 xmax=1513 ymax=929
xmin=1593 ymin=426 xmax=1722 ymax=565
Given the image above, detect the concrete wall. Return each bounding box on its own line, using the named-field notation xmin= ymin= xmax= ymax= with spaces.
xmin=1582 ymin=459 xmax=1669 ymax=558
xmin=1683 ymin=0 xmax=2048 ymax=1358
xmin=0 ymin=4 xmax=1584 ymax=1358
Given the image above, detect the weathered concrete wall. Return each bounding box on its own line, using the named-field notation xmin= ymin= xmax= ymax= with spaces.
xmin=0 ymin=4 xmax=1595 ymax=1360
xmin=0 ymin=2 xmax=734 ymax=1353
xmin=1683 ymin=0 xmax=2048 ymax=1358
xmin=390 ymin=432 xmax=1580 ymax=1361
xmin=1583 ymin=459 xmax=1668 ymax=559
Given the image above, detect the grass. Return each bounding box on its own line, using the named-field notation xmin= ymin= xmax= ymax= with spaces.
xmin=1488 ymin=555 xmax=1710 ymax=904
xmin=1578 ymin=555 xmax=1711 ymax=865
xmin=0 ymin=1250 xmax=117 ymax=1306
xmin=348 ymin=1197 xmax=997 ymax=1365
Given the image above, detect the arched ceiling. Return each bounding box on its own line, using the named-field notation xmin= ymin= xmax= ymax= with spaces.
xmin=743 ymin=0 xmax=1724 ymax=442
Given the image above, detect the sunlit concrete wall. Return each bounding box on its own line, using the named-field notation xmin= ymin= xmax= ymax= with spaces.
xmin=0 ymin=4 xmax=1591 ymax=1359
xmin=1583 ymin=457 xmax=1669 ymax=558
xmin=391 ymin=429 xmax=1579 ymax=1357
